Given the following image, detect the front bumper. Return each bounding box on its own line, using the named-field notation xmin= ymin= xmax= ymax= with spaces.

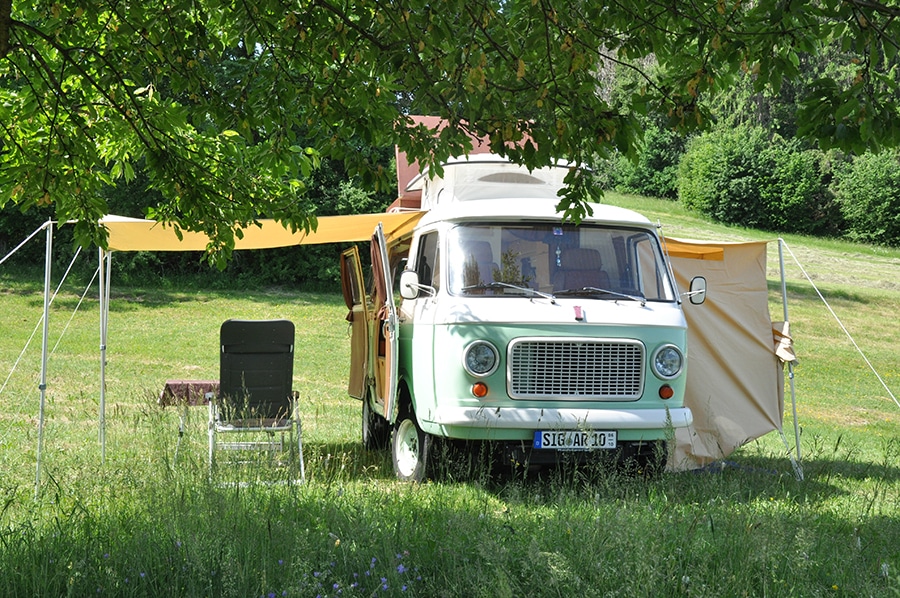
xmin=427 ymin=406 xmax=692 ymax=430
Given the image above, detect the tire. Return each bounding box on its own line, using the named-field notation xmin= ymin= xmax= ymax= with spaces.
xmin=392 ymin=413 xmax=431 ymax=482
xmin=362 ymin=394 xmax=390 ymax=451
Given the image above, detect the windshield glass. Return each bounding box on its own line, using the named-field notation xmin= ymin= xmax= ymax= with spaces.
xmin=446 ymin=223 xmax=676 ymax=301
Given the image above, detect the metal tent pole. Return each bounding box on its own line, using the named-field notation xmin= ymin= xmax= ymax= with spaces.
xmin=779 ymin=239 xmax=803 ymax=480
xmin=98 ymin=248 xmax=111 ymax=464
xmin=34 ymin=220 xmax=53 ymax=500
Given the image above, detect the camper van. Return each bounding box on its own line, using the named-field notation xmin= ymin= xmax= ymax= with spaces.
xmin=340 ymin=155 xmax=704 ymax=481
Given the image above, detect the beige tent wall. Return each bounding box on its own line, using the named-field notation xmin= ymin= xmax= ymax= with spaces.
xmin=668 ymin=239 xmax=785 ymax=470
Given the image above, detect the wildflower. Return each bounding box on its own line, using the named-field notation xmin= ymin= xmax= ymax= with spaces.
xmin=402 ymin=584 xmax=408 ymax=591
xmin=313 ymin=571 xmax=321 ymax=578
xmin=397 ymin=564 xmax=407 ymax=574
xmin=278 ymin=559 xmax=284 ymax=566
xmin=832 ymin=585 xmax=838 ymax=591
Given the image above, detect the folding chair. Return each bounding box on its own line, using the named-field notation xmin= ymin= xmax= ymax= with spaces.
xmin=208 ymin=319 xmax=304 ymax=481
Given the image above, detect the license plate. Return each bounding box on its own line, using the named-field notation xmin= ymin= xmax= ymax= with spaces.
xmin=533 ymin=430 xmax=617 ymax=451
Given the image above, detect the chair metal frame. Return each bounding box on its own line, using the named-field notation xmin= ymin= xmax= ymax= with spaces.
xmin=207 ymin=319 xmax=304 ymax=481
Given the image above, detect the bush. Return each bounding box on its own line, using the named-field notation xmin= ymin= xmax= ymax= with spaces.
xmin=763 ymin=143 xmax=843 ymax=236
xmin=677 ymin=125 xmax=771 ymax=228
xmin=1 ymin=155 xmax=394 ymax=290
xmin=834 ymin=150 xmax=900 ymax=246
xmin=612 ymin=122 xmax=686 ymax=199
xmin=677 ymin=126 xmax=840 ymax=235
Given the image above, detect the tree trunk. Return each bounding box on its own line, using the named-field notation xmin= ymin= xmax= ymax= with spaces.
xmin=0 ymin=0 xmax=11 ymax=58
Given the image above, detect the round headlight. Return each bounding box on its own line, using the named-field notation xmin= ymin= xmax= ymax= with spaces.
xmin=652 ymin=344 xmax=684 ymax=379
xmin=463 ymin=341 xmax=499 ymax=377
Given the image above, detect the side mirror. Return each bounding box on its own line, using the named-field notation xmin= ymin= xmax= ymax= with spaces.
xmin=688 ymin=276 xmax=707 ymax=305
xmin=399 ymin=270 xmax=420 ymax=300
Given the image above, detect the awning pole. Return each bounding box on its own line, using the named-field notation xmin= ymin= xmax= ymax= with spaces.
xmin=98 ymin=249 xmax=111 ymax=464
xmin=779 ymin=239 xmax=802 ymax=473
xmin=34 ymin=220 xmax=53 ymax=500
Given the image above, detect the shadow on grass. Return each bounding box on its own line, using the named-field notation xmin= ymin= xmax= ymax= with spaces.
xmin=7 ymin=272 xmax=346 ymax=312
xmin=769 ymin=278 xmax=875 ymax=305
xmin=734 ymin=450 xmax=900 ymax=482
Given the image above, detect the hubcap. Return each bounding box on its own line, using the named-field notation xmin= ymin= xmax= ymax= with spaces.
xmin=395 ymin=419 xmax=420 ymax=477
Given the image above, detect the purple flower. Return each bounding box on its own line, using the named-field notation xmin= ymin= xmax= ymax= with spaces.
xmin=397 ymin=564 xmax=407 ymax=574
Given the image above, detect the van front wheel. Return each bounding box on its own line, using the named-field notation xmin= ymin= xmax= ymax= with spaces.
xmin=392 ymin=415 xmax=431 ymax=482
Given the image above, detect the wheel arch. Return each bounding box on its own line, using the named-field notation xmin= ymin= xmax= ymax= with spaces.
xmin=395 ymin=378 xmax=414 ymax=422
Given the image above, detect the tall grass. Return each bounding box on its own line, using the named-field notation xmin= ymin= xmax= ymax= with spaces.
xmin=1 ymin=208 xmax=899 ymax=596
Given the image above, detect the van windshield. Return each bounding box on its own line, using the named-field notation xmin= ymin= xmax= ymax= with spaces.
xmin=447 ymin=223 xmax=676 ymax=301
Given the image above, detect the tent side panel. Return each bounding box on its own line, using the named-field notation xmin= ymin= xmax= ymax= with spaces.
xmin=670 ymin=241 xmax=784 ymax=470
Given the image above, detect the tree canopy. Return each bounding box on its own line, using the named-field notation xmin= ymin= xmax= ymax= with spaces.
xmin=2 ymin=0 xmax=900 ymax=263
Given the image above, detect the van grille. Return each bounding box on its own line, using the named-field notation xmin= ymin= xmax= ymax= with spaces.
xmin=508 ymin=339 xmax=644 ymax=400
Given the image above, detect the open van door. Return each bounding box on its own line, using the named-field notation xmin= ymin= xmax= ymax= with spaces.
xmin=370 ymin=222 xmax=399 ymax=422
xmin=340 ymin=245 xmax=369 ymax=400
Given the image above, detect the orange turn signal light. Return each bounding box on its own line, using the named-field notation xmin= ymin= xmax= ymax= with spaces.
xmin=659 ymin=384 xmax=674 ymax=400
xmin=472 ymin=382 xmax=489 ymax=398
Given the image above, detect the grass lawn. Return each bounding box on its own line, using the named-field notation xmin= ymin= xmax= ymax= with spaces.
xmin=0 ymin=199 xmax=898 ymax=597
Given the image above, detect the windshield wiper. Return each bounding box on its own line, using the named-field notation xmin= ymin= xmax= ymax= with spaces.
xmin=555 ymin=287 xmax=646 ymax=306
xmin=462 ymin=281 xmax=557 ymax=304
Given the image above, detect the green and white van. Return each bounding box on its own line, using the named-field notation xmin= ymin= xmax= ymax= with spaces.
xmin=341 ymin=155 xmax=703 ymax=481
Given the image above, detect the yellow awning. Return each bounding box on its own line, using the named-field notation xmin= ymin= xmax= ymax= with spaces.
xmin=102 ymin=212 xmax=426 ymax=252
